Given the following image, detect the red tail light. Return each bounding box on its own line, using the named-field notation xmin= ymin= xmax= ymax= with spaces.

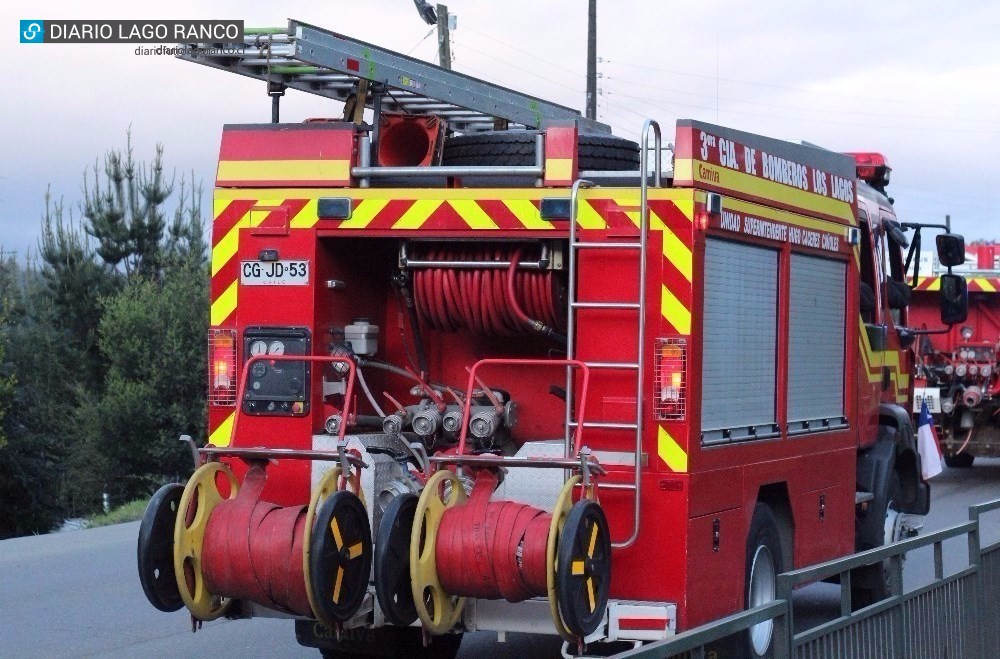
xmin=209 ymin=329 xmax=237 ymax=406
xmin=654 ymin=338 xmax=687 ymax=420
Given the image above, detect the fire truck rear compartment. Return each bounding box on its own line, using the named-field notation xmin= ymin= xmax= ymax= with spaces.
xmin=314 ymin=236 xmax=574 ymax=445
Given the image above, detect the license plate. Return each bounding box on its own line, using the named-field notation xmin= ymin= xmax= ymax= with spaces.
xmin=240 ymin=260 xmax=309 ymax=286
xmin=914 ymin=387 xmax=941 ymax=413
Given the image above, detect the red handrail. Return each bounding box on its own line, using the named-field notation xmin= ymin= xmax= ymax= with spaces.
xmin=455 ymin=358 xmax=591 ymax=457
xmin=230 ymin=354 xmax=357 ymax=445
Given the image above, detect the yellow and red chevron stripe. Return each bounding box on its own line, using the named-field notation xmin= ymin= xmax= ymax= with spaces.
xmin=858 ymin=319 xmax=910 ymax=405
xmin=914 ymin=276 xmax=1000 ymax=293
xmin=209 ymin=188 xmax=696 ymax=333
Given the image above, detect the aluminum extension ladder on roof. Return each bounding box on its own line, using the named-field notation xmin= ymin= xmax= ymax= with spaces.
xmin=563 ymin=119 xmax=662 ymax=550
xmin=177 ymin=19 xmax=611 ymax=135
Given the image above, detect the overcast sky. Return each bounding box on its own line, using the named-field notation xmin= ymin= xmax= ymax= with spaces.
xmin=2 ymin=1 xmax=998 ymax=261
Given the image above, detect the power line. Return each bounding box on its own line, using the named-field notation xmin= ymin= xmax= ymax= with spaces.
xmin=451 ymin=39 xmax=585 ymax=94
xmin=601 ymin=58 xmax=1000 ymax=109
xmin=462 ymin=25 xmax=582 ymax=77
xmin=601 ymin=74 xmax=1000 ymax=126
xmin=602 ymin=82 xmax=1000 ymax=135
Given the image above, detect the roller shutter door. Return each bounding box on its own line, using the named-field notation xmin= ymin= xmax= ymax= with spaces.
xmin=701 ymin=239 xmax=778 ymax=443
xmin=788 ymin=254 xmax=846 ymax=431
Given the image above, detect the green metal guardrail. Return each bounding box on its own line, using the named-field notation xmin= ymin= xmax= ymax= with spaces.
xmin=615 ymin=498 xmax=1000 ymax=658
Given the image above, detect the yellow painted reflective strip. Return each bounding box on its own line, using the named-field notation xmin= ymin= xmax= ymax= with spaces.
xmin=724 ymin=197 xmax=854 ymax=232
xmin=392 ymin=199 xmax=442 ymax=229
xmin=588 ymin=523 xmax=598 ymax=558
xmin=217 ymin=159 xmax=350 ymax=182
xmin=503 ymin=199 xmax=553 ymax=230
xmin=546 ymin=158 xmax=573 ymax=182
xmin=575 ymin=200 xmax=606 ymax=229
xmin=212 ymin=218 xmax=248 ymax=276
xmin=928 ymin=279 xmax=941 ymax=291
xmin=676 ymin=159 xmax=854 ymax=223
xmin=289 ymin=199 xmax=319 ymax=229
xmin=448 ymin=199 xmax=499 ymax=229
xmin=661 ymin=225 xmax=693 ymax=282
xmin=979 ymin=278 xmax=996 ymax=293
xmin=209 ymin=412 xmax=235 ymax=447
xmin=338 ymin=198 xmax=389 ymax=229
xmin=672 ymin=198 xmax=695 ymax=222
xmin=211 ymin=280 xmax=238 ymax=327
xmin=657 ymin=426 xmax=688 ymax=473
xmin=660 ymin=285 xmax=691 ymax=335
xmin=348 ymin=542 xmax=364 ymax=560
xmin=572 ymin=560 xmax=585 ymax=576
xmin=587 ymin=578 xmax=596 ymax=613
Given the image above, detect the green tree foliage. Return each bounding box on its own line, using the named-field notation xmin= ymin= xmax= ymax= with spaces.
xmin=96 ymin=263 xmax=208 ymax=502
xmin=0 ymin=132 xmax=208 ymax=535
xmin=0 ymin=254 xmax=67 ymax=535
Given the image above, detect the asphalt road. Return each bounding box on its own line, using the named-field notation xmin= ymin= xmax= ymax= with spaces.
xmin=3 ymin=460 xmax=1000 ymax=659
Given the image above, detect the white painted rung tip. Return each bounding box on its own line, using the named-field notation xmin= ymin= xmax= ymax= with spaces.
xmin=570 ymin=302 xmax=641 ymax=309
xmin=571 ymin=242 xmax=642 ymax=249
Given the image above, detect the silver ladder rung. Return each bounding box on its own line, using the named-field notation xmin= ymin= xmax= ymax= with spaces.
xmin=570 ymin=301 xmax=640 ymax=310
xmin=596 ymin=482 xmax=639 ymax=492
xmin=568 ymin=421 xmax=639 ymax=430
xmin=582 ymin=361 xmax=640 ymax=370
xmin=571 ymin=242 xmax=641 ymax=250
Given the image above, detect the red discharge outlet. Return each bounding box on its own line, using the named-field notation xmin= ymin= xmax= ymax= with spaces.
xmin=201 ymin=465 xmax=312 ymax=616
xmin=435 ymin=470 xmax=552 ymax=602
xmin=412 ymin=245 xmax=564 ymax=336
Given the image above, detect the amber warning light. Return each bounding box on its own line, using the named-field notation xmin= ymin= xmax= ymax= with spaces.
xmin=655 ymin=338 xmax=687 ymax=420
xmin=209 ymin=329 xmax=237 ymax=406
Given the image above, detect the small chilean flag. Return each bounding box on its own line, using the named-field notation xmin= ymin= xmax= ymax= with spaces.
xmin=917 ymin=400 xmax=944 ymax=480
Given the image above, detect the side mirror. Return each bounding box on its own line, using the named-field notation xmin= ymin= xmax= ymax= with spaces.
xmin=936 ymin=233 xmax=966 ymax=267
xmin=940 ymin=274 xmax=968 ymax=325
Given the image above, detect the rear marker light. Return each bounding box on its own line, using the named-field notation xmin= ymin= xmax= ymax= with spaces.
xmin=654 ymin=337 xmax=687 ymax=420
xmin=209 ymin=329 xmax=238 ymax=406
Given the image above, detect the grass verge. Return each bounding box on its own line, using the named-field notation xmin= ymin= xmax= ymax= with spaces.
xmin=85 ymin=498 xmax=150 ymax=528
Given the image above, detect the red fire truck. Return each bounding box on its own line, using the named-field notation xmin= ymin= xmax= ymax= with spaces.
xmin=911 ymin=243 xmax=1000 ymax=467
xmin=136 ymin=21 xmax=968 ymax=658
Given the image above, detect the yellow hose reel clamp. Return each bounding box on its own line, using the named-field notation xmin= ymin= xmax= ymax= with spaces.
xmin=173 ymin=461 xmax=239 ymax=621
xmin=410 ymin=469 xmax=467 ymax=634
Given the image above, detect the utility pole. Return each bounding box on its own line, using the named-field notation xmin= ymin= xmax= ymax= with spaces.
xmin=586 ymin=0 xmax=597 ymax=120
xmin=437 ymin=4 xmax=452 ymax=69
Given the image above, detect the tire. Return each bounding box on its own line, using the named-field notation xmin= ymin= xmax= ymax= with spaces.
xmin=442 ymin=131 xmax=640 ymax=171
xmin=316 ymin=627 xmax=462 ymax=659
xmin=743 ymin=503 xmax=783 ymax=659
xmin=851 ymin=469 xmax=902 ymax=609
xmin=944 ymin=452 xmax=975 ymax=468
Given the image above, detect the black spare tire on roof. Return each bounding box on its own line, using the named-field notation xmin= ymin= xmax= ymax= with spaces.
xmin=442 ymin=131 xmax=640 ymax=171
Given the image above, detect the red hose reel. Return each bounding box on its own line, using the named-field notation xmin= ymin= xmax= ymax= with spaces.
xmin=374 ymin=467 xmax=612 ymax=642
xmin=168 ymin=459 xmax=372 ymax=628
xmin=411 ymin=245 xmax=565 ymax=337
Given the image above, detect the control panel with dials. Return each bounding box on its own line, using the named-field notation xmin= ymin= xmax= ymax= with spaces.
xmin=242 ymin=327 xmax=311 ymax=416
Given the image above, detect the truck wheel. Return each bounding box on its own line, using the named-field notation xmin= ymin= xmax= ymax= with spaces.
xmin=944 ymin=453 xmax=974 ymax=468
xmin=851 ymin=469 xmax=903 ymax=609
xmin=743 ymin=503 xmax=783 ymax=659
xmin=442 ymin=131 xmax=640 ymax=171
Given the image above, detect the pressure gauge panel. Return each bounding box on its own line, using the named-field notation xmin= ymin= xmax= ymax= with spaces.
xmin=242 ymin=327 xmax=311 ymax=416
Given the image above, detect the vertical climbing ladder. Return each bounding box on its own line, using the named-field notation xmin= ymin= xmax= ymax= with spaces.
xmin=564 ymin=120 xmax=661 ymax=549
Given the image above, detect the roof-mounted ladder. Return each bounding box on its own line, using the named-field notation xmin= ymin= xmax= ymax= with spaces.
xmin=177 ymin=19 xmax=611 ymax=135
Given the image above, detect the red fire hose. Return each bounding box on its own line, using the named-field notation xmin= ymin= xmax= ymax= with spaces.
xmin=435 ymin=470 xmax=552 ymax=602
xmin=412 ymin=245 xmax=563 ymax=337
